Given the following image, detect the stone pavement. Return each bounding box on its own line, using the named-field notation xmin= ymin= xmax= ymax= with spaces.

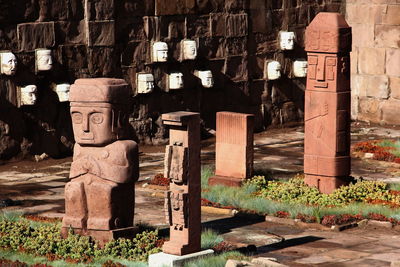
xmin=0 ymin=122 xmax=399 ymax=265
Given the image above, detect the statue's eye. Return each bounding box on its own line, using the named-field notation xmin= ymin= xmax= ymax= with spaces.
xmin=90 ymin=113 xmax=103 ymax=124
xmin=71 ymin=112 xmax=82 ymax=124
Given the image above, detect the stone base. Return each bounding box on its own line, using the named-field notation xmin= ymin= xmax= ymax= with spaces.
xmin=208 ymin=175 xmax=244 ymax=187
xmin=148 ymin=249 xmax=214 ymax=267
xmin=162 ymin=240 xmax=201 ymax=256
xmin=61 ymin=226 xmax=138 ymax=246
xmin=304 ymin=174 xmax=352 ymax=194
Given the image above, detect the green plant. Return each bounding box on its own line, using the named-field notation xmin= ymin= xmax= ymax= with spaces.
xmin=201 ymin=165 xmax=214 ymax=189
xmin=201 ymin=229 xmax=223 ymax=250
xmin=184 ymin=251 xmax=248 ymax=267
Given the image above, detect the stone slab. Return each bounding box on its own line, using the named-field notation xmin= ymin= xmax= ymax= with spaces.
xmin=17 ymin=22 xmax=55 ymax=51
xmin=148 ymin=249 xmax=214 ymax=267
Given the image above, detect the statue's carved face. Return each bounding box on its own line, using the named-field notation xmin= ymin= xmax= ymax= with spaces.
xmin=182 ymin=40 xmax=197 ymax=60
xmin=55 ymin=83 xmax=71 ymax=102
xmin=198 ymin=71 xmax=213 ymax=88
xmin=267 ymin=61 xmax=281 ymax=80
xmin=280 ymin=31 xmax=295 ymax=50
xmin=153 ymin=42 xmax=168 ymax=62
xmin=21 ymin=85 xmax=37 ymax=105
xmin=137 ymin=74 xmax=154 ymax=94
xmin=70 ymin=104 xmax=115 ymax=146
xmin=36 ymin=49 xmax=53 ymax=71
xmin=293 ymin=60 xmax=308 ymax=78
xmin=1 ymin=52 xmax=17 ymax=76
xmin=169 ymin=72 xmax=184 ymax=89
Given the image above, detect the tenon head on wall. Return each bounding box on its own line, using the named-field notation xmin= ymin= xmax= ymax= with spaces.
xmin=181 ymin=40 xmax=197 ymax=60
xmin=35 ymin=49 xmax=53 ymax=72
xmin=169 ymin=72 xmax=184 ymax=90
xmin=152 ymin=42 xmax=168 ymax=62
xmin=20 ymin=85 xmax=38 ymax=106
xmin=55 ymin=83 xmax=71 ymax=102
xmin=137 ymin=73 xmax=155 ymax=94
xmin=265 ymin=60 xmax=282 ymax=80
xmin=0 ymin=52 xmax=17 ymax=76
xmin=279 ymin=31 xmax=296 ymax=50
xmin=196 ymin=70 xmax=213 ymax=88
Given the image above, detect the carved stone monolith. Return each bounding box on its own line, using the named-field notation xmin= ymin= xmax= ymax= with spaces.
xmin=208 ymin=112 xmax=254 ymax=187
xmin=304 ymin=12 xmax=352 ymax=194
xmin=162 ymin=111 xmax=201 ymax=256
xmin=61 ymin=78 xmax=139 ymax=244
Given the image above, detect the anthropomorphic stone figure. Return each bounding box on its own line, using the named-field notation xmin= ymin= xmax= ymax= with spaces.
xmin=55 ymin=83 xmax=71 ymax=102
xmin=169 ymin=72 xmax=184 ymax=90
xmin=303 ymin=12 xmax=352 ymax=194
xmin=293 ymin=60 xmax=308 ymax=78
xmin=152 ymin=42 xmax=168 ymax=62
xmin=195 ymin=70 xmax=213 ymax=88
xmin=0 ymin=52 xmax=17 ymax=76
xmin=181 ymin=40 xmax=197 ymax=60
xmin=137 ymin=73 xmax=155 ymax=94
xmin=35 ymin=49 xmax=53 ymax=72
xmin=264 ymin=61 xmax=281 ymax=80
xmin=20 ymin=85 xmax=37 ymax=106
xmin=62 ymin=78 xmax=139 ymax=244
xmin=279 ymin=31 xmax=296 ymax=50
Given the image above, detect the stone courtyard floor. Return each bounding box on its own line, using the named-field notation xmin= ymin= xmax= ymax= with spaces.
xmin=0 ymin=122 xmax=400 ymax=266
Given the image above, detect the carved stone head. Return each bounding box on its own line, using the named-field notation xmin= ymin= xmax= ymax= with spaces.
xmin=21 ymin=85 xmax=37 ymax=106
xmin=169 ymin=72 xmax=184 ymax=90
xmin=293 ymin=60 xmax=308 ymax=78
xmin=265 ymin=61 xmax=281 ymax=80
xmin=152 ymin=42 xmax=168 ymax=62
xmin=35 ymin=49 xmax=53 ymax=72
xmin=69 ymin=78 xmax=130 ymax=146
xmin=279 ymin=31 xmax=296 ymax=50
xmin=0 ymin=52 xmax=17 ymax=76
xmin=196 ymin=70 xmax=213 ymax=88
xmin=181 ymin=40 xmax=197 ymax=60
xmin=55 ymin=83 xmax=71 ymax=102
xmin=137 ymin=73 xmax=154 ymax=94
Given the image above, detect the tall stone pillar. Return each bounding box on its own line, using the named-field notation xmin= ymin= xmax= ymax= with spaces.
xmin=209 ymin=112 xmax=254 ymax=187
xmin=304 ymin=12 xmax=352 ymax=194
xmin=162 ymin=111 xmax=201 ymax=256
xmin=61 ymin=78 xmax=139 ymax=244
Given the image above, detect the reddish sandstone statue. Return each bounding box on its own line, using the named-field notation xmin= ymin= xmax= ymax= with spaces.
xmin=304 ymin=12 xmax=352 ymax=194
xmin=162 ymin=111 xmax=201 ymax=256
xmin=209 ymin=112 xmax=254 ymax=187
xmin=62 ymin=78 xmax=139 ymax=244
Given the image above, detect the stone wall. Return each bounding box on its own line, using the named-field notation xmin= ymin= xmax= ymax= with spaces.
xmin=0 ymin=0 xmax=343 ymax=160
xmin=347 ymin=0 xmax=400 ymax=125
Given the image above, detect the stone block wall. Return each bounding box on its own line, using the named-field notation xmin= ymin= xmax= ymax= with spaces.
xmin=347 ymin=0 xmax=400 ymax=124
xmin=0 ymin=0 xmax=343 ymax=160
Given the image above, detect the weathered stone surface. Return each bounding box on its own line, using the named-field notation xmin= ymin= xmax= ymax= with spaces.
xmin=351 ymin=24 xmax=374 ymax=48
xmin=17 ymin=22 xmax=55 ymax=51
xmin=86 ymin=0 xmax=114 ymax=21
xmin=375 ymin=25 xmax=400 ymax=48
xmin=365 ymin=75 xmax=390 ymax=99
xmin=88 ymin=47 xmax=118 ymax=76
xmin=226 ymin=14 xmax=248 ymax=37
xmin=386 ymin=49 xmax=400 ymax=77
xmin=155 ymin=0 xmax=195 ymax=15
xmin=358 ymin=97 xmax=382 ymax=122
xmin=390 ymin=76 xmax=400 ymax=100
xmin=358 ymin=48 xmax=385 ymax=75
xmin=59 ymin=45 xmax=88 ymax=70
xmin=143 ymin=16 xmax=160 ymax=41
xmin=160 ymin=16 xmax=185 ymax=40
xmin=121 ymin=41 xmax=149 ymax=67
xmin=382 ymin=100 xmax=400 ymax=125
xmin=186 ymin=15 xmax=210 ymax=37
xmin=210 ymin=13 xmax=225 ymax=37
xmin=55 ymin=21 xmax=86 ymax=44
xmin=382 ymin=5 xmax=400 ymax=25
xmin=87 ymin=20 xmax=115 ymax=47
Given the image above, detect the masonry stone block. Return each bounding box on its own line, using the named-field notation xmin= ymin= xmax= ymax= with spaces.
xmin=351 ymin=24 xmax=374 ymax=48
xmin=56 ymin=21 xmax=86 ymax=45
xmin=249 ymin=0 xmax=270 ymax=33
xmin=226 ymin=14 xmax=248 ymax=37
xmin=358 ymin=97 xmax=382 ymax=123
xmin=87 ymin=20 xmax=115 ymax=47
xmin=358 ymin=48 xmax=385 ymax=75
xmin=365 ymin=75 xmax=390 ymax=99
xmin=224 ymin=56 xmax=248 ymax=82
xmin=117 ymin=0 xmax=154 ymax=17
xmin=350 ymin=49 xmax=358 ymax=74
xmin=88 ymin=47 xmax=118 ymax=76
xmin=86 ymin=0 xmax=114 ymax=21
xmin=155 ymin=0 xmax=195 ymax=16
xmin=226 ymin=37 xmax=247 ymax=56
xmin=382 ymin=5 xmax=400 ymax=25
xmin=198 ymin=38 xmax=225 ymax=59
xmin=390 ymin=76 xmax=400 ymax=100
xmin=17 ymin=22 xmax=55 ymax=51
xmin=187 ymin=15 xmax=210 ymax=37
xmin=160 ymin=17 xmax=185 ymax=40
xmin=121 ymin=41 xmax=149 ymax=67
xmin=60 ymin=44 xmax=88 ymax=70
xmin=382 ymin=100 xmax=400 ymax=125
xmin=375 ymin=25 xmax=400 ymax=48
xmin=143 ymin=16 xmax=160 ymax=41
xmin=210 ymin=13 xmax=225 ymax=37
xmin=386 ymin=49 xmax=400 ymax=77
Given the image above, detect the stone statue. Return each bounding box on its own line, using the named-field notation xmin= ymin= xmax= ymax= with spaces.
xmin=55 ymin=83 xmax=71 ymax=102
xmin=264 ymin=60 xmax=281 ymax=80
xmin=152 ymin=42 xmax=168 ymax=62
xmin=62 ymin=78 xmax=139 ymax=244
xmin=195 ymin=70 xmax=213 ymax=88
xmin=0 ymin=52 xmax=17 ymax=76
xmin=279 ymin=31 xmax=296 ymax=50
xmin=137 ymin=73 xmax=154 ymax=94
xmin=35 ymin=49 xmax=53 ymax=72
xmin=168 ymin=72 xmax=184 ymax=90
xmin=293 ymin=60 xmax=308 ymax=78
xmin=20 ymin=85 xmax=37 ymax=106
xmin=181 ymin=40 xmax=197 ymax=60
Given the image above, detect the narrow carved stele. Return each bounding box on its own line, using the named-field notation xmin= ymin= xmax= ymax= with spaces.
xmin=304 ymin=12 xmax=352 ymax=194
xmin=209 ymin=112 xmax=254 ymax=187
xmin=162 ymin=111 xmax=201 ymax=256
xmin=61 ymin=78 xmax=139 ymax=244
